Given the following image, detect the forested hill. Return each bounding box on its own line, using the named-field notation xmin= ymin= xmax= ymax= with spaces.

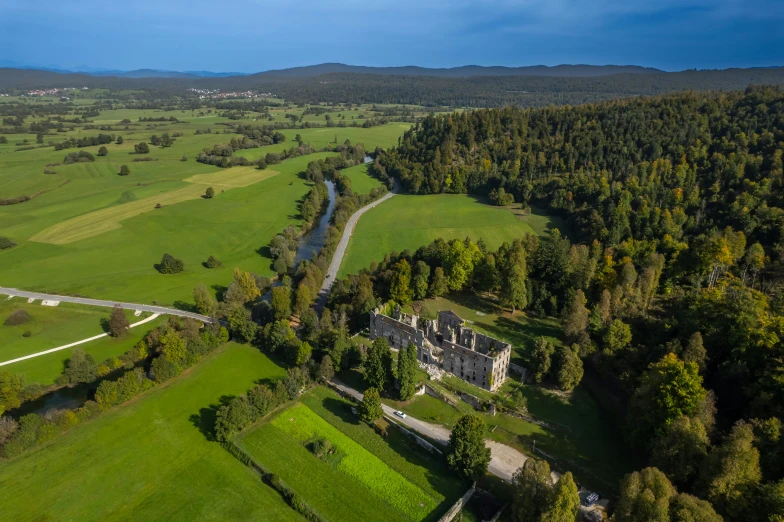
xmin=378 ymin=85 xmax=784 ymax=252
xmin=348 ymin=85 xmax=784 ymax=521
xmin=2 ymin=66 xmax=784 ymax=108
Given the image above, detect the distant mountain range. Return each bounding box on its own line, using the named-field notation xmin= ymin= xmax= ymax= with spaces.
xmin=0 ymin=61 xmax=667 ymax=79
xmin=0 ymin=61 xmax=245 ymax=78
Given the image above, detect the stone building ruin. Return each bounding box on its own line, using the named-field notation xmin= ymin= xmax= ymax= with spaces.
xmin=369 ymin=306 xmax=512 ymax=392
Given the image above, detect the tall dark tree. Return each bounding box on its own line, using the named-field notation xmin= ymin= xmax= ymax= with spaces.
xmin=446 ymin=414 xmax=491 ymax=481
xmin=108 ymin=305 xmax=129 ymax=337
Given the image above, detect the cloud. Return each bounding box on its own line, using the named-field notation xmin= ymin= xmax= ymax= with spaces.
xmin=0 ymin=0 xmax=781 ymax=71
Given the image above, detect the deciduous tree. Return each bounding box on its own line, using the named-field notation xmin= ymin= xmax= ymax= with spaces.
xmin=108 ymin=305 xmax=129 ymax=337
xmin=359 ymin=387 xmax=383 ymax=423
xmin=446 ymin=414 xmax=491 ymax=481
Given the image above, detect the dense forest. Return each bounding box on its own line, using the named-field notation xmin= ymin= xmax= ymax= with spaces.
xmin=323 ymin=86 xmax=784 ymax=520
xmin=2 ymin=67 xmax=784 ymax=108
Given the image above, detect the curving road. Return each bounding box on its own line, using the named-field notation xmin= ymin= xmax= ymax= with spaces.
xmin=0 ymin=287 xmax=214 ymax=323
xmin=331 ymin=379 xmax=528 ymax=482
xmin=316 ymin=182 xmax=397 ymax=309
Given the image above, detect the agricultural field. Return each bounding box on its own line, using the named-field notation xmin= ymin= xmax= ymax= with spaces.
xmin=0 ymin=98 xmax=413 ymax=305
xmin=338 ymin=195 xmax=560 ymax=277
xmin=0 ymin=343 xmax=301 ymax=521
xmin=238 ymin=386 xmax=464 ymax=522
xmin=0 ymin=298 xmax=166 ymax=384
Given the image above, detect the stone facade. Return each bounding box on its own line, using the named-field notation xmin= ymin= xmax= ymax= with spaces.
xmin=369 ymin=306 xmax=512 ymax=392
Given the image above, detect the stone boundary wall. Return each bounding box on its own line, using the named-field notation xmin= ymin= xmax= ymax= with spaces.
xmin=437 ymin=482 xmax=477 ymax=522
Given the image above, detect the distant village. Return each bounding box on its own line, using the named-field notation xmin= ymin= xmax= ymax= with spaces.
xmin=186 ymin=88 xmax=276 ymax=100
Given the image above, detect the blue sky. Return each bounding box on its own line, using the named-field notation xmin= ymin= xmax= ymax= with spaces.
xmin=1 ymin=0 xmax=781 ymax=72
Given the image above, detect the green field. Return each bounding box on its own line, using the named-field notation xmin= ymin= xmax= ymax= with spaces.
xmin=0 ymin=298 xmax=166 ymax=384
xmin=0 ymin=100 xmax=412 ymax=306
xmin=340 ymin=163 xmax=386 ymax=194
xmin=238 ymin=386 xmax=463 ymax=522
xmin=339 ymin=194 xmax=558 ymax=277
xmin=0 ymin=343 xmax=302 ymax=521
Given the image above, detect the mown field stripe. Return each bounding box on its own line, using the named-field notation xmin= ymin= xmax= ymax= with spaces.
xmin=29 ymin=167 xmax=280 ymax=244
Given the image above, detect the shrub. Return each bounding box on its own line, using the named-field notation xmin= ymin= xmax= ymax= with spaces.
xmin=157 ymin=253 xmax=184 ymax=274
xmin=22 ymin=330 xmax=31 ymax=337
xmin=205 ymin=255 xmax=222 ymax=268
xmin=0 ymin=237 xmax=16 ymax=250
xmin=63 ymin=150 xmax=94 ymax=164
xmin=134 ymin=142 xmax=150 ymax=154
xmin=205 ymin=186 xmax=215 ymax=199
xmin=97 ymin=146 xmax=108 ymax=156
xmin=310 ymin=437 xmax=333 ymax=459
xmin=215 ymin=396 xmax=258 ymax=441
xmin=119 ymin=165 xmax=130 ymax=176
xmin=4 ymin=309 xmax=30 ymax=326
xmin=150 ymin=354 xmax=181 ymax=382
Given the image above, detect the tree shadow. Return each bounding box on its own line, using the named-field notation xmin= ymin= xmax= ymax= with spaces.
xmin=173 ymin=300 xmax=198 ymax=313
xmin=256 ymin=245 xmax=273 ymax=261
xmin=99 ymin=317 xmax=111 ymax=333
xmin=189 ymin=394 xmax=234 ymax=441
xmin=447 ymin=291 xmax=500 ymax=315
xmin=211 ymin=284 xmax=228 ymax=302
xmin=320 ymin=397 xmax=361 ymax=425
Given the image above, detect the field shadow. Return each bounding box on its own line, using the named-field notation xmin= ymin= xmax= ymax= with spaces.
xmin=173 ymin=300 xmax=198 ymax=313
xmin=320 ymin=397 xmax=361 ymax=426
xmin=447 ymin=291 xmax=499 ymax=315
xmin=211 ymin=284 xmax=228 ymax=302
xmin=189 ymin=394 xmax=234 ymax=441
xmin=256 ymin=245 xmax=273 ymax=261
xmin=99 ymin=317 xmax=111 ymax=333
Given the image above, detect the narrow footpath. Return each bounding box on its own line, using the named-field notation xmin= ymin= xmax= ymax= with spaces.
xmin=0 ymin=313 xmax=160 ymax=367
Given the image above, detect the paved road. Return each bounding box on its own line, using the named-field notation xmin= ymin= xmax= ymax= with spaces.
xmin=316 ymin=183 xmax=397 ymax=309
xmin=331 ymin=379 xmax=528 ymax=482
xmin=0 ymin=287 xmax=214 ymax=323
xmin=0 ymin=313 xmax=161 ymax=367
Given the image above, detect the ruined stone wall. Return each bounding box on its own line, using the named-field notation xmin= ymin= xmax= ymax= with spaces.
xmin=441 ymin=341 xmax=498 ymax=390
xmin=370 ymin=311 xmax=421 ymax=350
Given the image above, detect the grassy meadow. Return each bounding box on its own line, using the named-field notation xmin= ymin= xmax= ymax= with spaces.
xmin=0 ymin=343 xmax=301 ymax=521
xmin=0 ymin=298 xmax=167 ymax=384
xmin=340 ymin=163 xmax=386 ymax=194
xmin=338 ymin=194 xmax=559 ymax=277
xmin=0 ymin=99 xmax=413 ymax=306
xmin=238 ymin=386 xmax=464 ymax=522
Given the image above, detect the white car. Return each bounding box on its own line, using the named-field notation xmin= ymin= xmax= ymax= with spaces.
xmin=393 ymin=410 xmax=407 ymax=419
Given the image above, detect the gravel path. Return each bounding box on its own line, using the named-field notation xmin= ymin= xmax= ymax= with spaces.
xmin=316 ymin=183 xmax=397 ymax=309
xmin=0 ymin=287 xmax=213 ymax=322
xmin=0 ymin=313 xmax=160 ymax=367
xmin=331 ymin=379 xmax=527 ymax=482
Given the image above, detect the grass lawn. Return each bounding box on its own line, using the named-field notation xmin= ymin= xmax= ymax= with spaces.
xmin=339 ymin=194 xmax=558 ymax=277
xmin=340 ymin=163 xmax=386 ymax=194
xmin=239 ymin=386 xmax=465 ymax=522
xmin=0 ymin=298 xmax=167 ymax=384
xmin=0 ymin=343 xmax=301 ymax=521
